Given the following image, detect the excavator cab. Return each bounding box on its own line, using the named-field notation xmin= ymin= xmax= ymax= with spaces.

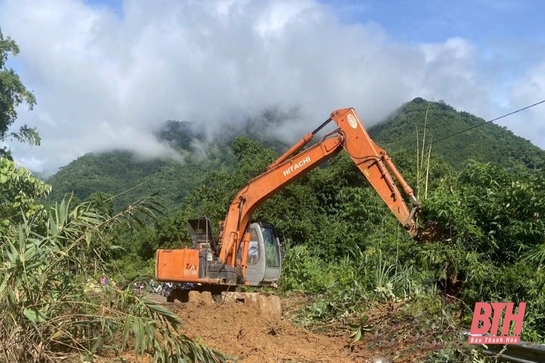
xmin=186 ymin=217 xmax=282 ymax=287
xmin=240 ymin=222 xmax=282 ymax=286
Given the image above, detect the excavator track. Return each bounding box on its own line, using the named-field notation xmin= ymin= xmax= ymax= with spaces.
xmin=157 ymin=289 xmax=282 ymax=318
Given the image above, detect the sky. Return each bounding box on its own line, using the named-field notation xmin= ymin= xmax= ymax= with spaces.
xmin=0 ymin=0 xmax=544 ymax=175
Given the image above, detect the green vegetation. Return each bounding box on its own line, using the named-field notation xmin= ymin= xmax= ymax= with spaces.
xmin=41 ymin=97 xmax=545 ymax=361
xmin=46 ymin=149 xmax=228 ymax=212
xmin=0 ymin=163 xmax=227 ymax=362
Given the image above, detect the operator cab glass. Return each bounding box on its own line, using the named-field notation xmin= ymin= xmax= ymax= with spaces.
xmin=247 ymin=228 xmax=260 ymax=265
xmin=261 ymin=225 xmax=280 ymax=268
xmin=239 ymin=225 xmax=280 ymax=268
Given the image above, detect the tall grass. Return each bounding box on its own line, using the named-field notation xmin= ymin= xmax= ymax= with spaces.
xmin=280 ymin=243 xmax=431 ymax=324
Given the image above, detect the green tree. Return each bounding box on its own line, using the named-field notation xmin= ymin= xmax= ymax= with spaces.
xmin=0 ymin=28 xmax=39 ymax=158
xmin=419 ymin=161 xmax=545 ymax=340
xmin=0 ymin=158 xmax=51 ymax=234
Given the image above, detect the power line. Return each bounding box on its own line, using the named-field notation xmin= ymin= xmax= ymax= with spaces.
xmin=388 ymin=98 xmax=545 ymax=156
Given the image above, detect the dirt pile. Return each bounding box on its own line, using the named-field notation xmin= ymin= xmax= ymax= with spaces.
xmin=173 ymin=292 xmax=360 ymax=363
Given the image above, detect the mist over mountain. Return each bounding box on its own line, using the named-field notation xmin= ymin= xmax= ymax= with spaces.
xmin=44 ymin=98 xmax=545 ymax=211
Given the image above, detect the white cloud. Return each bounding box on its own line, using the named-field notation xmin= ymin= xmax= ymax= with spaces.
xmin=0 ymin=0 xmax=541 ymax=175
xmin=506 ymin=62 xmax=545 ymax=146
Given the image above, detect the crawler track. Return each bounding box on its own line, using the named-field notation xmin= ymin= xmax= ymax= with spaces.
xmin=146 ymin=290 xmax=283 ymax=318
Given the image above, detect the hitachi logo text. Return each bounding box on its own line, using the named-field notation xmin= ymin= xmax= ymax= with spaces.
xmin=283 ymin=157 xmax=311 ymax=176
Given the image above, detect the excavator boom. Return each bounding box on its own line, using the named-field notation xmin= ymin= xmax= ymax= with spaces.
xmin=217 ymin=107 xmax=421 ymax=267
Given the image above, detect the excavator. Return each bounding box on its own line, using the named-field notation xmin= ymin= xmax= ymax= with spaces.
xmin=155 ymin=107 xmax=424 ymax=305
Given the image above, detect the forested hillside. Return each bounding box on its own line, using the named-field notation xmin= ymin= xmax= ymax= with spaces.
xmin=45 ymin=109 xmax=292 ymax=211
xmin=371 ymin=98 xmax=545 ymax=170
xmin=46 ymin=149 xmax=229 ymax=212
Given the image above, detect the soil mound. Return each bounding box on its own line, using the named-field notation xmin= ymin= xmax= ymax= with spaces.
xmin=173 ymin=293 xmax=359 ymax=363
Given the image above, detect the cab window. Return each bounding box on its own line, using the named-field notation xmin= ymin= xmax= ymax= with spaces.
xmin=262 ymin=227 xmax=280 ymax=267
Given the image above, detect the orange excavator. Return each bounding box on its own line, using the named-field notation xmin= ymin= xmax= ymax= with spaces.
xmin=155 ymin=107 xmax=423 ymax=302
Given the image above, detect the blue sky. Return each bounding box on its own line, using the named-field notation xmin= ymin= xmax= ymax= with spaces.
xmin=84 ymin=0 xmax=123 ymax=17
xmin=1 ymin=0 xmax=544 ymax=173
xmin=322 ymin=0 xmax=544 ymax=43
xmin=81 ymin=0 xmax=545 ymax=44
xmin=324 ymin=0 xmax=545 ymax=83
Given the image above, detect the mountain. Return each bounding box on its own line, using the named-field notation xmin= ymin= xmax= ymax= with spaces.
xmin=369 ymin=98 xmax=545 ymax=170
xmin=45 ymin=150 xmax=222 ymax=212
xmin=44 ymin=98 xmax=545 ymax=210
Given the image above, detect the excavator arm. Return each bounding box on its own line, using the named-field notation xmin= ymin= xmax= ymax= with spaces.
xmin=217 ymin=107 xmax=422 ymax=267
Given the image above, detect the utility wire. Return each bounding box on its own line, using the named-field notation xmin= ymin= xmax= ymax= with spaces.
xmin=388 ymin=98 xmax=545 ymax=156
